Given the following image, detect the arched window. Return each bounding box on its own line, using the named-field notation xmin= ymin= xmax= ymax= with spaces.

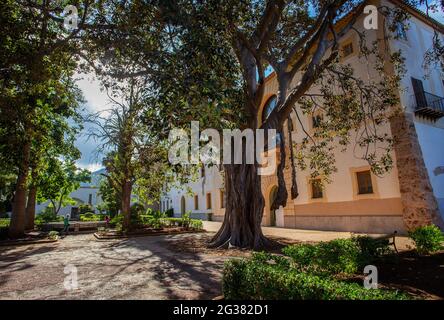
xmin=262 ymin=95 xmax=277 ymax=123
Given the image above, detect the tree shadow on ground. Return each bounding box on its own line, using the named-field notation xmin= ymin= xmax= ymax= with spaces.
xmin=376 ymin=250 xmax=444 ymax=299
xmin=0 ymin=245 xmax=57 ymax=290
xmin=0 ymin=245 xmax=56 ymax=265
xmin=107 ymin=234 xmax=226 ymax=299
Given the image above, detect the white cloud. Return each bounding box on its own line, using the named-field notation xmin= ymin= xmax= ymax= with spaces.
xmin=74 ymin=73 xmax=109 ymax=171
xmin=77 ymin=162 xmax=104 ymax=173
xmin=75 ymin=73 xmax=110 ymax=113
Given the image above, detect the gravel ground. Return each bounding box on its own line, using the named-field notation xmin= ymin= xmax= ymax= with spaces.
xmin=0 ymin=233 xmax=233 ymax=300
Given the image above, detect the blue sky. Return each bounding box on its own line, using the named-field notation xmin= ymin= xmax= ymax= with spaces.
xmin=74 ymin=5 xmax=443 ymax=172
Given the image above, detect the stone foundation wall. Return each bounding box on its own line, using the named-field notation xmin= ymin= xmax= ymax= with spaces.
xmin=390 ymin=113 xmax=444 ymax=230
xmin=284 ymin=215 xmax=406 ymax=234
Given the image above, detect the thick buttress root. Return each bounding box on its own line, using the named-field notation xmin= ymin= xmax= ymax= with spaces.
xmin=208 ymin=163 xmax=276 ymax=250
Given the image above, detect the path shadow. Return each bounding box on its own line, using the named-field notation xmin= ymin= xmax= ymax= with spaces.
xmin=103 ymin=234 xmax=225 ymax=299
xmin=376 ymin=250 xmax=444 ymax=298
xmin=0 ymin=245 xmax=57 ymax=290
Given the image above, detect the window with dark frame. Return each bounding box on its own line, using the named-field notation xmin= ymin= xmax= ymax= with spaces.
xmin=194 ymin=194 xmax=199 ymax=210
xmin=312 ymin=114 xmax=322 ymax=128
xmin=342 ymin=42 xmax=354 ymax=57
xmin=311 ymin=179 xmax=323 ymax=199
xmin=206 ymin=193 xmax=212 ymax=210
xmin=220 ymin=189 xmax=226 ymax=209
xmin=356 ymin=170 xmax=374 ymax=194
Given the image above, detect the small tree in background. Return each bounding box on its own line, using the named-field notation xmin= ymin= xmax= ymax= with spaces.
xmin=88 ymin=77 xmax=170 ymax=231
xmin=37 ymin=159 xmax=91 ymax=216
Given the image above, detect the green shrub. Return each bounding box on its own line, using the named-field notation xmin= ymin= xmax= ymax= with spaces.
xmin=283 ymin=237 xmax=393 ymax=275
xmin=163 ymin=217 xmax=203 ymax=230
xmin=189 ymin=219 xmax=203 ymax=230
xmin=283 ymin=239 xmax=362 ymax=274
xmin=353 ymin=236 xmax=392 ymax=258
xmin=79 ymin=204 xmax=94 ymax=214
xmin=110 ymin=214 xmax=123 ymax=227
xmin=0 ymin=218 xmax=10 ymax=228
xmin=139 ymin=214 xmax=153 ymax=225
xmin=148 ymin=211 xmax=167 ymax=229
xmin=408 ymin=225 xmax=444 ymax=255
xmin=164 ymin=208 xmax=174 ymax=217
xmin=131 ymin=203 xmax=145 ymax=216
xmin=35 ymin=208 xmax=63 ymax=226
xmin=181 ymin=213 xmax=191 ymax=228
xmin=79 ymin=213 xmax=106 ymax=222
xmin=48 ymin=231 xmax=59 ymax=240
xmin=222 ymin=254 xmax=410 ymax=300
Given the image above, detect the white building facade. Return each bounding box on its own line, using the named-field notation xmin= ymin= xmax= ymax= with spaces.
xmin=35 ymin=169 xmax=104 ymax=216
xmin=160 ymin=0 xmax=444 ymax=234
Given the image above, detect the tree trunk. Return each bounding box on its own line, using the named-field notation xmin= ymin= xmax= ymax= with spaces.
xmin=121 ymin=180 xmax=132 ymax=231
xmin=209 ymin=162 xmax=273 ymax=249
xmin=25 ymin=185 xmax=37 ymax=231
xmin=9 ymin=140 xmax=31 ymax=238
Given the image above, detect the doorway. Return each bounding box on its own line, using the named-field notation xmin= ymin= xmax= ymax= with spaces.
xmin=269 ymin=186 xmax=278 ymax=226
xmin=180 ymin=196 xmax=186 ymax=216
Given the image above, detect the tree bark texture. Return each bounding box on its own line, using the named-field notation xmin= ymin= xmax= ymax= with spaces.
xmin=121 ymin=180 xmax=132 ymax=231
xmin=209 ymin=162 xmax=275 ymax=249
xmin=9 ymin=140 xmax=31 ymax=238
xmin=25 ymin=185 xmax=37 ymax=231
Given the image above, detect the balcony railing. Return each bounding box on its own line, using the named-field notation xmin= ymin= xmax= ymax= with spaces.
xmin=413 ymin=91 xmax=444 ymax=119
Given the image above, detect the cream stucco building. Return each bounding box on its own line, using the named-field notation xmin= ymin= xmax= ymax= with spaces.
xmin=161 ymin=0 xmax=444 ymax=234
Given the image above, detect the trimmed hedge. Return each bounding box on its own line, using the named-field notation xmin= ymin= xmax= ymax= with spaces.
xmin=0 ymin=218 xmax=10 ymax=228
xmin=35 ymin=210 xmax=63 ymax=226
xmin=282 ymin=237 xmax=391 ymax=275
xmin=165 ymin=217 xmax=203 ymax=230
xmin=108 ymin=213 xmax=203 ymax=230
xmin=223 ymin=253 xmax=410 ymax=300
xmin=79 ymin=213 xmax=107 ymax=222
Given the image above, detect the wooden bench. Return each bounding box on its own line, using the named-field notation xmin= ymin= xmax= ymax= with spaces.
xmin=369 ymin=231 xmax=398 ymax=253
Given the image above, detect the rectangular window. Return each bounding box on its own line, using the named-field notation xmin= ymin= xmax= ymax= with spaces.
xmin=311 ymin=179 xmax=323 ymax=199
xmin=220 ymin=189 xmax=226 ymax=209
xmin=356 ymin=170 xmax=373 ymax=194
xmin=194 ymin=195 xmax=199 ymax=210
xmin=411 ymin=77 xmax=427 ymax=109
xmin=312 ymin=114 xmax=322 ymax=128
xmin=206 ymin=193 xmax=212 ymax=210
xmin=342 ymin=42 xmax=354 ymax=57
xmin=88 ymin=194 xmax=93 ymax=205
